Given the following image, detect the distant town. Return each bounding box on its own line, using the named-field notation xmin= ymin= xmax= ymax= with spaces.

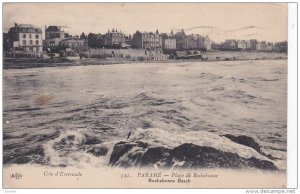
xmin=3 ymin=23 xmax=288 ymax=63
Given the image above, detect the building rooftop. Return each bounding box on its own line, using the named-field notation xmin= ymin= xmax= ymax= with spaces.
xmin=107 ymin=32 xmax=125 ymax=37
xmin=46 ymin=26 xmax=60 ymax=32
xmin=135 ymin=31 xmax=160 ymax=37
xmin=61 ymin=37 xmax=84 ymax=41
xmin=160 ymin=33 xmax=175 ymax=39
xmin=18 ymin=24 xmax=38 ymax=28
xmin=9 ymin=23 xmax=42 ymax=33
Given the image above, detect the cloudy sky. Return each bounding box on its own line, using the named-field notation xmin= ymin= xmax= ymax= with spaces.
xmin=3 ymin=3 xmax=288 ymax=42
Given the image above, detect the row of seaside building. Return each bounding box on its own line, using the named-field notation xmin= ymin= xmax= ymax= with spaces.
xmin=3 ymin=23 xmax=287 ymax=55
xmin=214 ymin=39 xmax=287 ymax=52
xmin=3 ymin=23 xmax=211 ymax=53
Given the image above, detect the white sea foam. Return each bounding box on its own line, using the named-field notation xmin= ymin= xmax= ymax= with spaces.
xmin=43 ymin=129 xmax=118 ymax=168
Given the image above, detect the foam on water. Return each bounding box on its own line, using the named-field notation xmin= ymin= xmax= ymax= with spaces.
xmin=43 ymin=129 xmax=118 ymax=168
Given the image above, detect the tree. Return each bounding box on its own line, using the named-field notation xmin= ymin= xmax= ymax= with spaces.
xmin=65 ymin=33 xmax=72 ymax=38
xmin=88 ymin=33 xmax=103 ymax=48
xmin=80 ymin=32 xmax=86 ymax=40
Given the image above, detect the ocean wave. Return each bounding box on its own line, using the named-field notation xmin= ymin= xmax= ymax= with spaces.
xmin=194 ymin=73 xmax=223 ymax=80
xmin=3 ymin=130 xmax=60 ymax=165
xmin=42 ymin=129 xmax=117 ymax=168
xmin=133 ymin=92 xmax=177 ymax=106
xmin=223 ymin=89 xmax=273 ymax=105
xmin=249 ymin=76 xmax=280 ymax=82
xmin=230 ymin=77 xmax=257 ymax=85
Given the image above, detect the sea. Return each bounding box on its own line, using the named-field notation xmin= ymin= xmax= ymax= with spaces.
xmin=3 ymin=60 xmax=287 ymax=170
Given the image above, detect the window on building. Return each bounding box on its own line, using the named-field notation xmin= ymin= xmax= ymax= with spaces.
xmin=36 ymin=34 xmax=39 ymax=39
xmin=23 ymin=34 xmax=26 ymax=38
xmin=29 ymin=40 xmax=33 ymax=45
xmin=36 ymin=40 xmax=39 ymax=45
xmin=29 ymin=34 xmax=32 ymax=39
xmin=22 ymin=40 xmax=26 ymax=45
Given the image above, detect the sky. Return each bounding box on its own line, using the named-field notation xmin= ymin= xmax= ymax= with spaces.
xmin=3 ymin=3 xmax=288 ymax=42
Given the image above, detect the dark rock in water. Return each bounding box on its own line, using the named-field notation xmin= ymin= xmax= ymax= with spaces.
xmin=110 ymin=142 xmax=169 ymax=168
xmin=83 ymin=135 xmax=102 ymax=145
xmin=141 ymin=147 xmax=171 ymax=167
xmin=222 ymin=134 xmax=261 ymax=153
xmin=109 ymin=141 xmax=278 ymax=170
xmin=110 ymin=141 xmax=147 ymax=167
xmin=87 ymin=146 xmax=108 ymax=157
xmin=165 ymin=143 xmax=277 ymax=170
xmin=166 ymin=143 xmax=242 ymax=168
xmin=221 ymin=134 xmax=280 ymax=160
xmin=221 ymin=134 xmax=279 ymax=160
xmin=110 ymin=141 xmax=133 ymax=166
xmin=247 ymin=157 xmax=278 ymax=170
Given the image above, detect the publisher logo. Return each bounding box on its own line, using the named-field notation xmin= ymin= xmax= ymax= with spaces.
xmin=10 ymin=173 xmax=23 ymax=179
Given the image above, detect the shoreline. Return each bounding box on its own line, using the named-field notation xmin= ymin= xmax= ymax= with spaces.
xmin=3 ymin=51 xmax=288 ymax=70
xmin=3 ymin=57 xmax=288 ymax=70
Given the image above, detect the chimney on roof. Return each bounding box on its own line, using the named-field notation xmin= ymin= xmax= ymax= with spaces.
xmin=14 ymin=22 xmax=18 ymax=28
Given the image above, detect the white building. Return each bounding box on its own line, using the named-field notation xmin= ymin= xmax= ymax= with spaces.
xmin=8 ymin=23 xmax=43 ymax=53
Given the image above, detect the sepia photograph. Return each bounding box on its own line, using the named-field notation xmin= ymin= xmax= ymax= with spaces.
xmin=1 ymin=2 xmax=295 ymax=190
